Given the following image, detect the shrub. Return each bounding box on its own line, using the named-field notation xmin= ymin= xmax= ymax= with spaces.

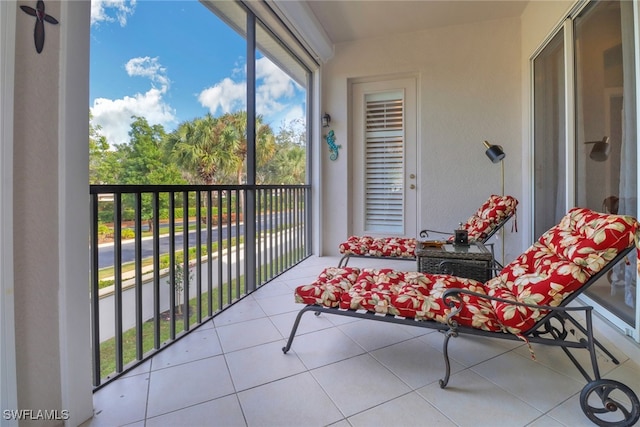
xmin=122 ymin=208 xmax=135 ymax=222
xmin=97 ymin=224 xmax=112 ymax=238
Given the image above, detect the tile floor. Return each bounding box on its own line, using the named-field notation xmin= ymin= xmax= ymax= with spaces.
xmin=82 ymin=255 xmax=640 ymax=427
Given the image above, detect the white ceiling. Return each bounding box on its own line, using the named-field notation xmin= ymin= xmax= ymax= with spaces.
xmin=305 ymin=0 xmax=529 ymax=44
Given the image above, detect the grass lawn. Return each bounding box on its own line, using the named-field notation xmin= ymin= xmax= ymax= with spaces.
xmin=99 ymin=277 xmax=244 ymax=379
xmin=97 ymin=247 xmax=306 ymax=380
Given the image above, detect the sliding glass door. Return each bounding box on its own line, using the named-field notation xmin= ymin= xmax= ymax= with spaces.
xmin=533 ymin=0 xmax=638 ymax=338
xmin=575 ymin=0 xmax=637 ymax=330
xmin=533 ymin=30 xmax=566 ymax=239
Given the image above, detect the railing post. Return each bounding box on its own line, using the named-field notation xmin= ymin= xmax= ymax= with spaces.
xmin=246 ymin=188 xmax=257 ymax=292
xmin=245 ymin=12 xmax=257 ymax=292
xmin=134 ymin=193 xmax=143 ymax=360
xmin=90 ymin=193 xmax=101 ymax=386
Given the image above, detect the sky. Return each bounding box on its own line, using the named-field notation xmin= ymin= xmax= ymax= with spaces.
xmin=90 ymin=0 xmax=307 ymax=147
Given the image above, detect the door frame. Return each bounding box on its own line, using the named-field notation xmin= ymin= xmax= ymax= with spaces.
xmin=349 ymin=74 xmax=420 ymax=237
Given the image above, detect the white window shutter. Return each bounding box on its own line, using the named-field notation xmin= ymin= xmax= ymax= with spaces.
xmin=364 ymin=92 xmax=404 ymax=233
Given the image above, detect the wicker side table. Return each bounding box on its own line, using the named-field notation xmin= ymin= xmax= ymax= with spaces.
xmin=415 ymin=242 xmax=493 ymax=282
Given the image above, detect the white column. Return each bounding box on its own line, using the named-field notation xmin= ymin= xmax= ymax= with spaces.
xmin=0 ymin=1 xmax=18 ymax=425
xmin=58 ymin=1 xmax=94 ymax=424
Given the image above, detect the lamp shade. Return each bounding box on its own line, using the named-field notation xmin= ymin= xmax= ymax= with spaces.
xmin=483 ymin=141 xmax=505 ymax=163
xmin=586 ymin=136 xmax=610 ymax=162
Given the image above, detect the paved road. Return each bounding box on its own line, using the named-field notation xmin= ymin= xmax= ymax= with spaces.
xmin=97 ymin=213 xmax=289 ymax=269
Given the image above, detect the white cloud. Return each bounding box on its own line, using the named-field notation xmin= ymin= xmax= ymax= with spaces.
xmin=91 ymin=89 xmax=176 ymax=147
xmin=91 ymin=56 xmax=175 ymax=146
xmin=256 ymin=58 xmax=295 ymax=100
xmin=282 ymin=105 xmax=305 ymax=126
xmin=198 ymin=57 xmax=297 ymax=119
xmin=91 ymin=0 xmax=137 ymax=26
xmin=197 ymin=77 xmax=246 ymax=115
xmin=125 ymin=56 xmax=170 ymax=87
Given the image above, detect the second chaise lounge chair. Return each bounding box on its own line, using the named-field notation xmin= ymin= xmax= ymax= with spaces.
xmin=338 ymin=194 xmax=518 ymax=267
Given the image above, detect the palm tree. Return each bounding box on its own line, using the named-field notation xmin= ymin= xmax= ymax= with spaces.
xmin=277 ymin=144 xmax=306 ymax=184
xmin=167 ymin=114 xmax=236 ymax=186
xmin=167 ymin=114 xmax=237 ymax=224
xmin=221 ymin=111 xmax=276 ymax=185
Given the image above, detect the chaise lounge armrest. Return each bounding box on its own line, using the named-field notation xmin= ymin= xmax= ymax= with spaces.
xmin=442 ymin=288 xmax=593 ymax=326
xmin=419 ymin=228 xmax=453 ymax=239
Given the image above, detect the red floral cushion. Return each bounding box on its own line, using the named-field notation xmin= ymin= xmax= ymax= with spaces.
xmin=338 ymin=269 xmax=502 ymax=331
xmin=485 ymin=208 xmax=640 ymax=333
xmin=341 ymin=269 xmax=406 ymax=313
xmin=543 ymin=208 xmax=638 ymax=276
xmin=485 ymin=244 xmax=587 ymax=332
xmin=392 ymin=275 xmax=502 ymax=331
xmin=338 ymin=236 xmax=417 ymax=258
xmin=294 ymin=267 xmax=361 ymax=307
xmin=369 ymin=237 xmax=417 ymax=257
xmin=338 ymin=236 xmax=375 ymax=256
xmin=460 ymin=195 xmax=518 ymax=241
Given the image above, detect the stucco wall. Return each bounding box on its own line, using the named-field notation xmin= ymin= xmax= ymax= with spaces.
xmin=12 ymin=1 xmax=92 ymax=425
xmin=320 ymin=16 xmax=523 ymax=262
xmin=14 ymin=0 xmax=64 ymax=422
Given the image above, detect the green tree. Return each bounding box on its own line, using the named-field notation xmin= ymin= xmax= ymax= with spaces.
xmin=167 ymin=114 xmax=236 ymax=185
xmin=89 ymin=112 xmax=122 ymax=184
xmin=220 ymin=111 xmax=276 ymax=185
xmin=259 ymin=118 xmax=306 ymax=184
xmin=117 ymin=116 xmax=186 ymax=231
xmin=118 ymin=116 xmax=184 ymax=185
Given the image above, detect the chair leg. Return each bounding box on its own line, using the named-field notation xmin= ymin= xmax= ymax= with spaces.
xmin=438 ymin=329 xmax=456 ymax=388
xmin=338 ymin=254 xmax=350 ymax=267
xmin=282 ymin=305 xmax=317 ymax=354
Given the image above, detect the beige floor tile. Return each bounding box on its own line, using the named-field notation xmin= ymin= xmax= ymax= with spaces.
xmin=471 ymin=350 xmax=583 ymax=412
xmin=216 ymin=316 xmax=283 ymax=353
xmin=237 ymin=372 xmax=344 ymax=427
xmin=311 ymin=353 xmax=412 ymax=417
xmin=348 ymin=392 xmax=456 ymax=426
xmin=146 ymin=355 xmax=235 ymax=418
xmin=85 ymin=373 xmax=149 ymax=427
xmin=150 ymin=326 xmax=223 ymax=370
xmin=417 ymin=369 xmax=544 ymax=427
xmin=371 ymin=336 xmax=465 ymax=390
xmin=225 ymin=340 xmax=307 ymax=391
xmin=287 ymin=325 xmax=366 ymax=369
xmin=145 ymin=395 xmax=245 ymax=427
xmin=337 ymin=316 xmax=417 ymax=351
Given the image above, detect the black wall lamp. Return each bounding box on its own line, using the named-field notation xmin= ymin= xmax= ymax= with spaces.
xmin=585 ymin=136 xmax=610 ymax=162
xmin=322 ymin=113 xmax=331 ymax=128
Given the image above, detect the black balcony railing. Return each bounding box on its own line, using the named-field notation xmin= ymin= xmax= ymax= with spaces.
xmin=89 ymin=184 xmax=311 ymax=388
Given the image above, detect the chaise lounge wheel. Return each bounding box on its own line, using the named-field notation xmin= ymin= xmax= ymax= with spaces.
xmin=579 ymin=379 xmax=640 ymax=427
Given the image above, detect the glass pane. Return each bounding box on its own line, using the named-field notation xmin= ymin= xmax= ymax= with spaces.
xmin=533 ymin=30 xmax=566 ymax=239
xmin=575 ymin=1 xmax=637 ymax=325
xmin=255 ymin=22 xmax=308 ymax=185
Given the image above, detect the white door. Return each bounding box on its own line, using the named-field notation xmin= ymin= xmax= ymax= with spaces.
xmin=351 ymin=77 xmax=418 ymax=237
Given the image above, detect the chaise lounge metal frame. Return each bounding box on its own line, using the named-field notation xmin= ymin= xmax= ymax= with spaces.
xmin=283 ymin=245 xmax=640 ymax=427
